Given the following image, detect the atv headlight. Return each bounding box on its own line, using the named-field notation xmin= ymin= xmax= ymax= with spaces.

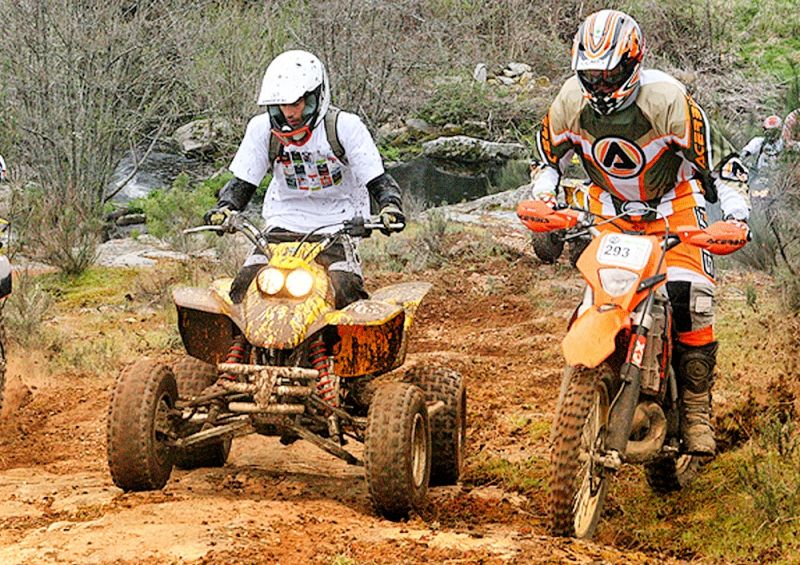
xmin=598 ymin=268 xmax=639 ymax=297
xmin=257 ymin=267 xmax=285 ymax=295
xmin=285 ymin=268 xmax=314 ymax=297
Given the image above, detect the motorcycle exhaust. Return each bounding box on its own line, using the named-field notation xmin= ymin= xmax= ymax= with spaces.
xmin=625 ymin=401 xmax=667 ymax=463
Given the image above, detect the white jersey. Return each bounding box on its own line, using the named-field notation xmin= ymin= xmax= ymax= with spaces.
xmin=741 ymin=136 xmax=782 ymax=172
xmin=230 ymin=111 xmax=384 ymax=233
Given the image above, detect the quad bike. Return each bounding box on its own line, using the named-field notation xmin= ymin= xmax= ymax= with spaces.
xmin=106 ymin=212 xmax=466 ymax=520
xmin=0 ymin=217 xmax=11 ymax=414
xmin=530 ymin=179 xmax=591 ymax=266
xmin=517 ymin=200 xmax=748 ymax=538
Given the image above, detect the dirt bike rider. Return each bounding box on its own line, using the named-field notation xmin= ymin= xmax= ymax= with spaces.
xmin=531 ymin=9 xmax=751 ymax=456
xmin=741 ymin=115 xmax=783 ymax=199
xmin=0 ymin=154 xmax=7 ymax=182
xmin=203 ymin=49 xmax=405 ymax=310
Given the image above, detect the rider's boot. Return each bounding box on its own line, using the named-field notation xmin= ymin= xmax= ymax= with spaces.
xmin=676 ymin=341 xmax=718 ymax=456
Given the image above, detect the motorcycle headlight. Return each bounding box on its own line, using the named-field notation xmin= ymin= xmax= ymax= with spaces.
xmin=257 ymin=267 xmax=285 ymax=295
xmin=285 ymin=268 xmax=314 ymax=298
xmin=598 ymin=268 xmax=639 ymax=297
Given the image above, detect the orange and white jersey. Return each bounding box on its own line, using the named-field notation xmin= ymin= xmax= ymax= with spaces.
xmin=533 ymin=69 xmax=750 ymax=220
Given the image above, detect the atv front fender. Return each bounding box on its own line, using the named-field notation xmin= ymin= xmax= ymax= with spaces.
xmin=562 ymin=306 xmax=630 ymax=368
xmin=329 ymin=282 xmax=432 ymax=377
xmin=173 ymin=286 xmax=238 ymax=365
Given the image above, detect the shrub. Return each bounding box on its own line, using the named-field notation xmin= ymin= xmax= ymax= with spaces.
xmin=4 ymin=270 xmax=54 ymax=347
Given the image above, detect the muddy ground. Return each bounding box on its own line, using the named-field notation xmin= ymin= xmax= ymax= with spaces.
xmin=0 ymin=226 xmax=725 ymax=564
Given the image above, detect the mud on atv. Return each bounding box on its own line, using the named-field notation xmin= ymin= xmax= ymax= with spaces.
xmin=106 ymin=213 xmax=466 ymax=520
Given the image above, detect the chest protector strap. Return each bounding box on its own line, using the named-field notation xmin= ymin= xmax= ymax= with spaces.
xmin=268 ymin=107 xmax=348 ymax=169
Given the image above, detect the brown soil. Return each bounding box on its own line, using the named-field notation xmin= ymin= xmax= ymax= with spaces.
xmin=0 ymin=230 xmax=705 ymax=564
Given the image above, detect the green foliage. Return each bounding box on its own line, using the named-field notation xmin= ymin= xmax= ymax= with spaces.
xmin=38 ymin=267 xmax=140 ymax=309
xmin=418 ymin=79 xmax=495 ymax=127
xmin=4 ymin=271 xmax=54 ymax=347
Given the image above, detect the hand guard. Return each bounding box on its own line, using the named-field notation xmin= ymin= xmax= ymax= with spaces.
xmin=724 ymin=218 xmax=752 ymax=242
xmin=378 ymin=204 xmax=405 ymax=235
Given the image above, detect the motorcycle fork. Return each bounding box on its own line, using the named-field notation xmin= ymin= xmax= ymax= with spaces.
xmin=604 ymin=289 xmax=657 ymax=460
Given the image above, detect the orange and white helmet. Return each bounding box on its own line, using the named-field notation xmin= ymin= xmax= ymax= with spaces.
xmin=571 ymin=9 xmax=645 ymax=115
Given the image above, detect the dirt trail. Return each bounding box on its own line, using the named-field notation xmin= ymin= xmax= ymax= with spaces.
xmin=0 ymin=229 xmax=671 ymax=564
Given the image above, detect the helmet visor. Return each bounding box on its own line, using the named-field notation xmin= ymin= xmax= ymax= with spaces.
xmin=578 ymin=62 xmax=631 ymax=95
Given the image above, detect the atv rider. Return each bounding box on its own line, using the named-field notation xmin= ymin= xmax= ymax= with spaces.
xmin=531 ymin=10 xmax=750 ymax=455
xmin=204 ymin=49 xmax=405 ymax=309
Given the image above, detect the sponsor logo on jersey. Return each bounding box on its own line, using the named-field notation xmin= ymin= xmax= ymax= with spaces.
xmin=591 ymin=136 xmax=645 ymax=178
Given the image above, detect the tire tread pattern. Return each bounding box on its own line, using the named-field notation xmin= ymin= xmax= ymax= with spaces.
xmin=405 ymin=365 xmax=465 ymax=486
xmin=365 ymin=382 xmax=430 ymax=520
xmin=107 ymin=360 xmax=177 ymax=491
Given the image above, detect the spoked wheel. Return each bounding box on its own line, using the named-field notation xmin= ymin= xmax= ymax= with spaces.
xmin=365 ymin=382 xmax=431 ymax=520
xmin=645 ymin=453 xmax=702 ymax=494
xmin=107 ymin=360 xmax=178 ymax=491
xmin=550 ymin=366 xmax=612 ymax=538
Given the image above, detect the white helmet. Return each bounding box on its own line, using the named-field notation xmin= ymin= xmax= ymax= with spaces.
xmin=0 ymin=155 xmax=6 ymax=182
xmin=257 ymin=50 xmax=330 ymax=145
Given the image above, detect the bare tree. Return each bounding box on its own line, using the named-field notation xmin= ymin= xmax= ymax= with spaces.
xmin=0 ymin=0 xmax=190 ymax=273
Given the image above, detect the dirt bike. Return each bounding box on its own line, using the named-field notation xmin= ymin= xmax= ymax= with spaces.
xmin=530 ymin=179 xmax=591 ymax=266
xmin=0 ymin=217 xmax=11 ymax=415
xmin=517 ymin=200 xmax=748 ymax=538
xmin=106 ymin=212 xmax=466 ymax=520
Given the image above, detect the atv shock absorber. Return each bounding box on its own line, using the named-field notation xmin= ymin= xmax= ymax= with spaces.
xmin=310 ymin=336 xmax=337 ymax=407
xmin=219 ymin=334 xmax=248 ymax=381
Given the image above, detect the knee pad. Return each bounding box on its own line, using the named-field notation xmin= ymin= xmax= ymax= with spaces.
xmin=674 ymin=341 xmax=718 ymax=393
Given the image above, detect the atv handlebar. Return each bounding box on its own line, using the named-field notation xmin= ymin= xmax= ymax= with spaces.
xmin=184 ymin=213 xmax=404 ymax=256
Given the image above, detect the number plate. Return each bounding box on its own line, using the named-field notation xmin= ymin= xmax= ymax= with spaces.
xmin=596 ymin=233 xmax=652 ymax=270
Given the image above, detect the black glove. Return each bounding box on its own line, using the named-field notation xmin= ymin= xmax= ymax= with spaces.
xmin=378 ymin=204 xmax=405 ymax=235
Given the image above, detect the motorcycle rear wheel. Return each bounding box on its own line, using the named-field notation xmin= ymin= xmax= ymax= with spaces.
xmin=532 ymin=232 xmax=564 ymax=264
xmin=550 ymin=366 xmax=612 ymax=538
xmin=644 ymin=454 xmax=702 ymax=494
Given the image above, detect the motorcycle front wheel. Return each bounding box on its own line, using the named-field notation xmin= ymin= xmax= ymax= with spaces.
xmin=550 ymin=366 xmax=612 ymax=538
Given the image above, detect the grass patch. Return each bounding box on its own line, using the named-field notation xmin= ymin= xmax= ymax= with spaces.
xmin=465 ymin=452 xmax=547 ymax=496
xmin=38 ymin=267 xmax=140 ymax=309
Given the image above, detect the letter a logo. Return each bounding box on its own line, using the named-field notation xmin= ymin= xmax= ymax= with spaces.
xmin=592 ymin=137 xmax=645 ymax=179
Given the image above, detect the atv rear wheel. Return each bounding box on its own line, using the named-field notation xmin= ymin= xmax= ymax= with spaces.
xmin=550 ymin=366 xmax=611 ymax=539
xmin=405 ymin=366 xmax=466 ymax=485
xmin=532 ymin=232 xmax=564 ymax=264
xmin=644 ymin=454 xmax=702 ymax=494
xmin=172 ymin=356 xmax=231 ymax=469
xmin=365 ymin=382 xmax=431 ymax=520
xmin=107 ymin=360 xmax=177 ymax=491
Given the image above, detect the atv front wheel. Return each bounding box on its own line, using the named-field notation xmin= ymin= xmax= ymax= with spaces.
xmin=406 ymin=366 xmax=466 ymax=485
xmin=532 ymin=232 xmax=564 ymax=264
xmin=172 ymin=356 xmax=231 ymax=469
xmin=365 ymin=382 xmax=431 ymax=520
xmin=107 ymin=360 xmax=178 ymax=491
